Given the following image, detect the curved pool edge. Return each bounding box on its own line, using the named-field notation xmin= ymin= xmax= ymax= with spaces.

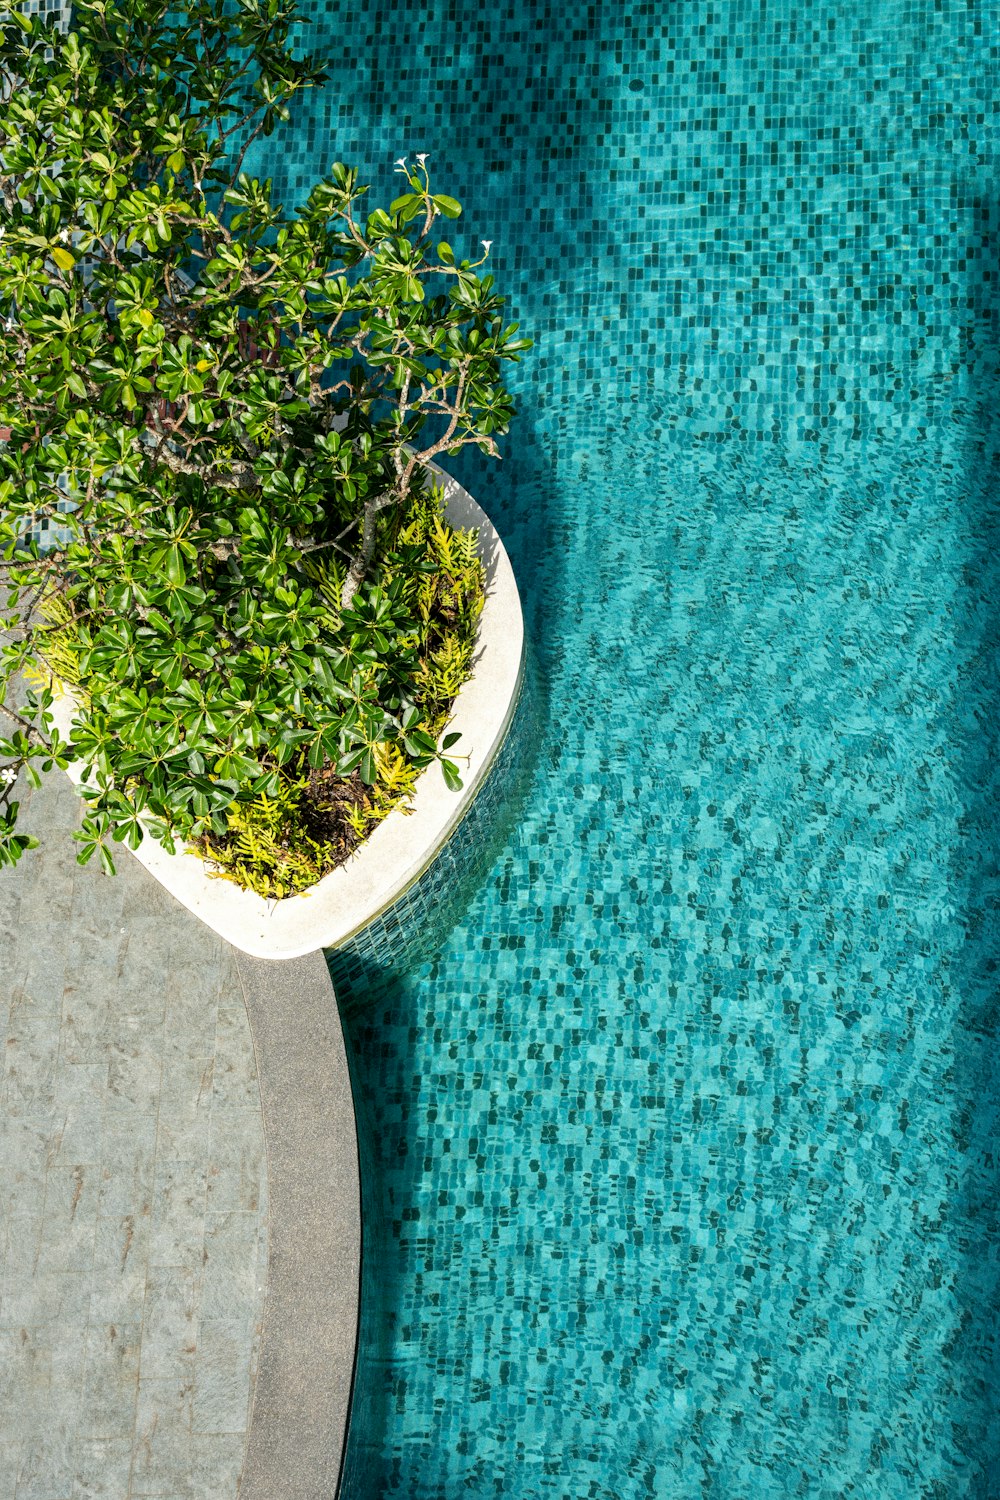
xmin=234 ymin=949 xmax=361 ymax=1499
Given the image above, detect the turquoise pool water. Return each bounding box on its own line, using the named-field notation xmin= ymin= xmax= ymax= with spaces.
xmin=259 ymin=1 xmax=999 ymax=1494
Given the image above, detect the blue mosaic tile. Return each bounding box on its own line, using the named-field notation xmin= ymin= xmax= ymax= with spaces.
xmin=254 ymin=0 xmax=997 ymax=1494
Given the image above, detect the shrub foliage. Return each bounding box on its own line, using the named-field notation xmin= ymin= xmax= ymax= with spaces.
xmin=0 ymin=0 xmax=528 ymax=880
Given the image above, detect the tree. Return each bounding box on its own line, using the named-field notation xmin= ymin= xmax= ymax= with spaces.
xmin=0 ymin=0 xmax=529 ymax=878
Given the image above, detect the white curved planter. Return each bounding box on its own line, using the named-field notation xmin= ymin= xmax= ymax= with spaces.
xmin=49 ymin=463 xmax=524 ymax=960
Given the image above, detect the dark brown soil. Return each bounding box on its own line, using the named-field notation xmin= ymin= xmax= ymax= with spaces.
xmin=300 ymin=765 xmax=374 ymax=865
xmin=193 ymin=764 xmax=380 ymax=885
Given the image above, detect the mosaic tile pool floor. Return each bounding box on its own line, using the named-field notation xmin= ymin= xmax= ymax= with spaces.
xmin=257 ymin=0 xmax=1000 ymax=1494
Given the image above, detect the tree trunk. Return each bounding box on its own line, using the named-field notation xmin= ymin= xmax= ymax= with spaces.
xmin=340 ymin=491 xmax=390 ymax=608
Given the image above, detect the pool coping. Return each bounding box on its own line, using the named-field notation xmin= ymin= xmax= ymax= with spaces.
xmin=47 ymin=463 xmax=523 ymax=961
xmin=235 ymin=948 xmax=361 ymax=1500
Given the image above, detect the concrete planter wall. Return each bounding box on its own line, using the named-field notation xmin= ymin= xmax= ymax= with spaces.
xmin=49 ymin=463 xmax=524 ymax=960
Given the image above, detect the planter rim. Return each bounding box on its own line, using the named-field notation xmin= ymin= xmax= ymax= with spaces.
xmin=49 ymin=462 xmax=523 ymax=960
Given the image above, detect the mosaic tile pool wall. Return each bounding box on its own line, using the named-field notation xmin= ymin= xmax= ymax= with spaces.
xmin=328 ymin=659 xmax=538 ymax=990
xmin=257 ymin=1 xmax=1000 ymax=1495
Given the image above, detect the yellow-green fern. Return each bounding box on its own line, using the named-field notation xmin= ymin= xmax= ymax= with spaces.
xmin=196 ymin=779 xmax=329 ymax=899
xmin=369 ymin=742 xmax=418 ymax=820
xmin=299 ymin=550 xmax=346 ymax=625
xmin=182 ymin=477 xmax=485 ymax=897
xmin=21 ymin=586 xmax=83 ymax=694
xmin=418 ymin=629 xmax=475 ymax=715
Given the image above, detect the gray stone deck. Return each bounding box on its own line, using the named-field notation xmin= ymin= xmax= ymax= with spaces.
xmin=0 ymin=768 xmax=269 ymax=1499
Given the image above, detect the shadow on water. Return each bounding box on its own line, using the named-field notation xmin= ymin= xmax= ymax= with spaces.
xmin=246 ymin=0 xmax=638 ymax=697
xmin=246 ymin=13 xmax=603 ymax=1481
xmin=947 ymin=192 xmax=1000 ymax=1498
xmin=283 ymin=0 xmax=616 ymax=291
xmin=327 ymin=654 xmax=545 ymax=1500
xmin=948 ymin=465 xmax=1000 ymax=1492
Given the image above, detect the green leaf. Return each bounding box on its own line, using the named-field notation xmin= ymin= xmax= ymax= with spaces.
xmin=404 ymin=729 xmax=438 ymax=757
xmin=441 ymin=758 xmax=463 ymax=792
xmin=432 ymin=195 xmax=462 ymax=219
xmin=162 ymin=545 xmax=185 ymax=586
xmin=51 ymin=247 xmax=76 ymax=271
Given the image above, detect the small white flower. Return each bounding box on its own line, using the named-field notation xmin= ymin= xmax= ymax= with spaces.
xmin=0 ymin=227 xmax=5 ymax=242
xmin=481 ymin=240 xmax=493 ymax=252
xmin=0 ymin=766 xmax=16 ymax=786
xmin=416 ymin=153 xmax=428 ymax=165
xmin=58 ymin=228 xmax=69 ymax=242
xmin=394 ymin=157 xmax=408 ymax=171
xmin=193 ymin=179 xmax=202 ymax=192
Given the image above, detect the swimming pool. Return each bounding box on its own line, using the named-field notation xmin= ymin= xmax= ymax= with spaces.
xmin=259 ymin=1 xmax=1000 ymax=1494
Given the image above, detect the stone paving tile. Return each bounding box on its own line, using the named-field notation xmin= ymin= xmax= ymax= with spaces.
xmin=147 ymin=1163 xmax=207 ymax=1272
xmin=105 ymin=1026 xmax=163 ymax=1118
xmin=188 ymin=1434 xmax=246 ymax=1493
xmin=68 ymin=879 xmax=126 ymax=941
xmin=139 ymin=1269 xmax=199 ymax=1381
xmin=0 ymin=1328 xmax=51 ymax=1426
xmin=95 ymin=1119 xmax=156 ymax=1222
xmin=0 ymin=766 xmax=268 ymax=1500
xmin=0 ymin=1445 xmax=20 ymax=1500
xmin=11 ymin=847 xmax=75 ymax=927
xmin=12 ymin=1433 xmax=77 ymax=1500
xmin=44 ymin=1067 xmax=105 ymax=1168
xmin=35 ymin=1166 xmax=99 ymax=1276
xmin=204 ymin=1112 xmax=265 ymax=1216
xmin=1 ymin=1273 xmax=89 ymax=1331
xmin=90 ymin=1219 xmax=149 ymax=1319
xmin=200 ymin=1213 xmax=260 ymax=1321
xmin=72 ymin=1439 xmax=134 ymax=1500
xmin=130 ymin=1377 xmax=195 ymax=1497
xmin=0 ymin=1120 xmax=50 ymax=1222
xmin=191 ymin=1319 xmax=257 ymax=1434
xmin=1 ymin=1216 xmax=45 ymax=1285
xmin=7 ymin=937 xmax=74 ymax=1016
xmin=210 ymin=1010 xmax=262 ymax=1110
xmin=79 ymin=1321 xmax=142 ymax=1442
xmin=58 ymin=990 xmax=118 ymax=1070
xmin=151 ymin=1089 xmax=213 ymax=1166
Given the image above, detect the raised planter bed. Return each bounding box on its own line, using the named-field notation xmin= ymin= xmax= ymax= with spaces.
xmin=48 ymin=463 xmax=523 ymax=960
